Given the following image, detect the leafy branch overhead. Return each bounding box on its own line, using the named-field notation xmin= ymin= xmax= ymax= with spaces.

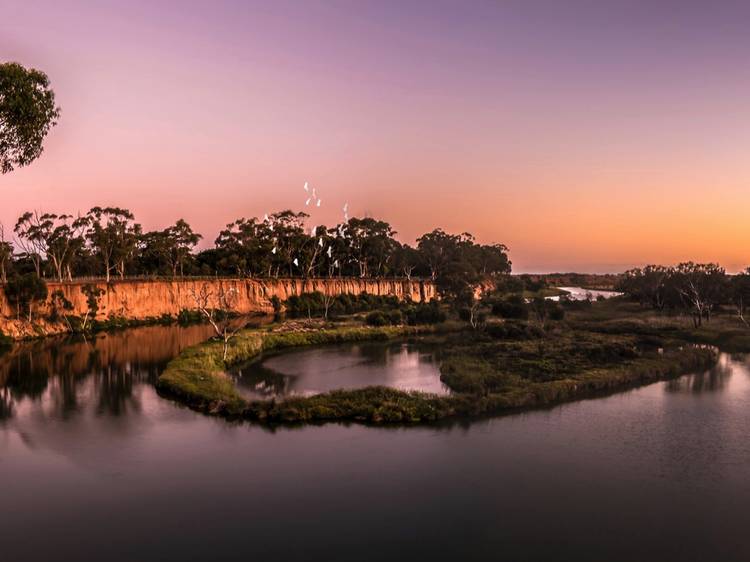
xmin=0 ymin=62 xmax=60 ymax=173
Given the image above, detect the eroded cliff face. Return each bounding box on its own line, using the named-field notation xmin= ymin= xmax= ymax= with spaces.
xmin=0 ymin=277 xmax=436 ymax=339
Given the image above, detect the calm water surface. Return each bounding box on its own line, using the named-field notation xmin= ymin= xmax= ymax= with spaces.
xmin=552 ymin=286 xmax=622 ymax=300
xmin=2 ymin=327 xmax=750 ymax=561
xmin=232 ymin=341 xmax=449 ymax=399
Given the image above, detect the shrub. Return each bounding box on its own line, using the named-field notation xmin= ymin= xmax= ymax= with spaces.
xmin=178 ymin=308 xmax=203 ymax=325
xmin=285 ymin=292 xmax=402 ymax=319
xmin=387 ymin=309 xmax=403 ymax=325
xmin=366 ymin=311 xmax=388 ymax=327
xmin=485 ymin=320 xmax=542 ymax=340
xmin=404 ymin=302 xmax=446 ymax=325
xmin=491 ymin=294 xmax=529 ymax=319
xmin=549 ymin=305 xmax=565 ymax=321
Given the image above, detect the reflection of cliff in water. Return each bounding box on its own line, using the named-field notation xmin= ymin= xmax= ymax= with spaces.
xmin=0 ymin=324 xmax=216 ymax=421
xmin=665 ymin=353 xmax=736 ymax=394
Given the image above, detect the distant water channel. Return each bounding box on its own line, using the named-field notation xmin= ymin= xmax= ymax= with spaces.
xmin=552 ymin=285 xmax=622 ymax=300
xmin=3 ymin=326 xmax=750 ymax=561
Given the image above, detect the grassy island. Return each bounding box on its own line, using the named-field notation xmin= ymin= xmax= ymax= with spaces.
xmin=157 ymin=299 xmax=721 ymax=424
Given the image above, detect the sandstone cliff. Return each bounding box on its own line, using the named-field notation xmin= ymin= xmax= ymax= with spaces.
xmin=0 ymin=277 xmax=436 ymax=339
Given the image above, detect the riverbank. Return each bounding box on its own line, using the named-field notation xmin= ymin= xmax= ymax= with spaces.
xmin=157 ymin=316 xmax=718 ymax=424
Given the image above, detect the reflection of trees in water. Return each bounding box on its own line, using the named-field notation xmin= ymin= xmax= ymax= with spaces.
xmin=95 ymin=364 xmax=141 ymax=417
xmin=666 ymin=356 xmax=734 ymax=393
xmin=0 ymin=387 xmax=12 ymax=420
xmin=235 ymin=363 xmax=293 ymax=398
xmin=0 ymin=324 xmax=215 ymax=421
xmin=5 ymin=348 xmax=50 ymax=400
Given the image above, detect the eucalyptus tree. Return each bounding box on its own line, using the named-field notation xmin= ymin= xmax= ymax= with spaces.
xmin=0 ymin=62 xmax=60 ymax=173
xmin=13 ymin=211 xmax=46 ymax=277
xmin=392 ymin=244 xmax=421 ymax=280
xmin=83 ymin=207 xmax=142 ymax=282
xmin=342 ymin=217 xmax=398 ymax=278
xmin=215 ymin=216 xmax=273 ymax=277
xmin=416 ymin=229 xmax=469 ymax=280
xmin=729 ymin=269 xmax=750 ymax=325
xmin=160 ymin=219 xmax=202 ymax=277
xmin=619 ymin=265 xmax=672 ymax=309
xmin=672 ymin=262 xmax=727 ymax=327
xmin=12 ymin=210 xmax=85 ymax=280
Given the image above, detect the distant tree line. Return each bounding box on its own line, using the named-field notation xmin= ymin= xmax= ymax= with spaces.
xmin=617 ymin=263 xmax=750 ymax=327
xmin=0 ymin=208 xmax=511 ymax=288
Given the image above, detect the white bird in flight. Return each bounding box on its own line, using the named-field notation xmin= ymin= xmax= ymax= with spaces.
xmin=327 ymin=246 xmax=332 ymax=258
xmin=303 ymin=182 xmax=309 ymax=192
xmin=293 ymin=258 xmax=299 ymax=267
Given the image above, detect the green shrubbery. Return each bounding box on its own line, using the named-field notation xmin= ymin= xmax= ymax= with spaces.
xmin=485 ymin=320 xmax=543 ymax=340
xmin=285 ymin=291 xmax=402 ymax=319
xmin=490 ymin=294 xmax=529 ymax=319
xmin=403 ymin=301 xmax=446 ymax=325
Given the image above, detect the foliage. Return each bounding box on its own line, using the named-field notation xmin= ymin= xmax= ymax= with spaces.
xmin=158 ymin=313 xmax=718 ymax=425
xmin=403 ymin=302 xmax=447 ymax=325
xmin=4 ymin=273 xmax=48 ymax=321
xmin=284 ymin=292 xmax=402 ymax=319
xmin=0 ymin=205 xmax=512 ymax=285
xmin=365 ymin=310 xmax=388 ymax=326
xmin=0 ymin=62 xmax=60 ymax=173
xmin=485 ymin=320 xmax=542 ymax=340
xmin=490 ymin=294 xmax=529 ymax=319
xmin=618 ymin=262 xmax=728 ymax=327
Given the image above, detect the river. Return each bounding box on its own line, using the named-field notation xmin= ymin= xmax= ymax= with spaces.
xmin=2 ymin=325 xmax=750 ymax=561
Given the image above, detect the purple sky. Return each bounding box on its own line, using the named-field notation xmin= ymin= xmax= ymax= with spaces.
xmin=3 ymin=1 xmax=750 ymax=272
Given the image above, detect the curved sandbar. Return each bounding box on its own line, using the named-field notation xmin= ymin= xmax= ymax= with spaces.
xmin=156 ymin=323 xmax=718 ymax=424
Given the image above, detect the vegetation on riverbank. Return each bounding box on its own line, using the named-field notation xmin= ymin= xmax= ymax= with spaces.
xmin=156 ymin=323 xmax=456 ymax=416
xmin=157 ymin=303 xmax=720 ymax=424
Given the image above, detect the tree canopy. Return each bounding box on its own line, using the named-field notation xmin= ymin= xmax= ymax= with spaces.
xmin=0 ymin=207 xmax=512 ymax=286
xmin=0 ymin=62 xmax=60 ymax=173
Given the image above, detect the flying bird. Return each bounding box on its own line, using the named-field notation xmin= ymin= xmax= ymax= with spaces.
xmin=303 ymin=181 xmax=309 ymax=192
xmin=318 ymin=237 xmax=324 ymax=247
xmin=316 ymin=199 xmax=322 ymax=207
xmin=305 ymin=197 xmax=311 ymax=206
xmin=293 ymin=258 xmax=299 ymax=267
xmin=327 ymin=246 xmax=332 ymax=258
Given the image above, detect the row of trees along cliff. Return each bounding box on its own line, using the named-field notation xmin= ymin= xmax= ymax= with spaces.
xmin=0 ymin=208 xmax=512 ymax=322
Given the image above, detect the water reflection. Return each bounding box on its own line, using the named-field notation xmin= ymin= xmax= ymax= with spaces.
xmin=665 ymin=353 xmax=736 ymax=394
xmin=232 ymin=340 xmax=449 ymax=399
xmin=0 ymin=324 xmax=216 ymax=422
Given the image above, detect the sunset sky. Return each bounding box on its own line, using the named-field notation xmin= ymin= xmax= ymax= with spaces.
xmin=3 ymin=0 xmax=750 ymax=272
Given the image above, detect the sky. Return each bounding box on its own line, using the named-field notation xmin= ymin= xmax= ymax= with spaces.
xmin=2 ymin=0 xmax=750 ymax=273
